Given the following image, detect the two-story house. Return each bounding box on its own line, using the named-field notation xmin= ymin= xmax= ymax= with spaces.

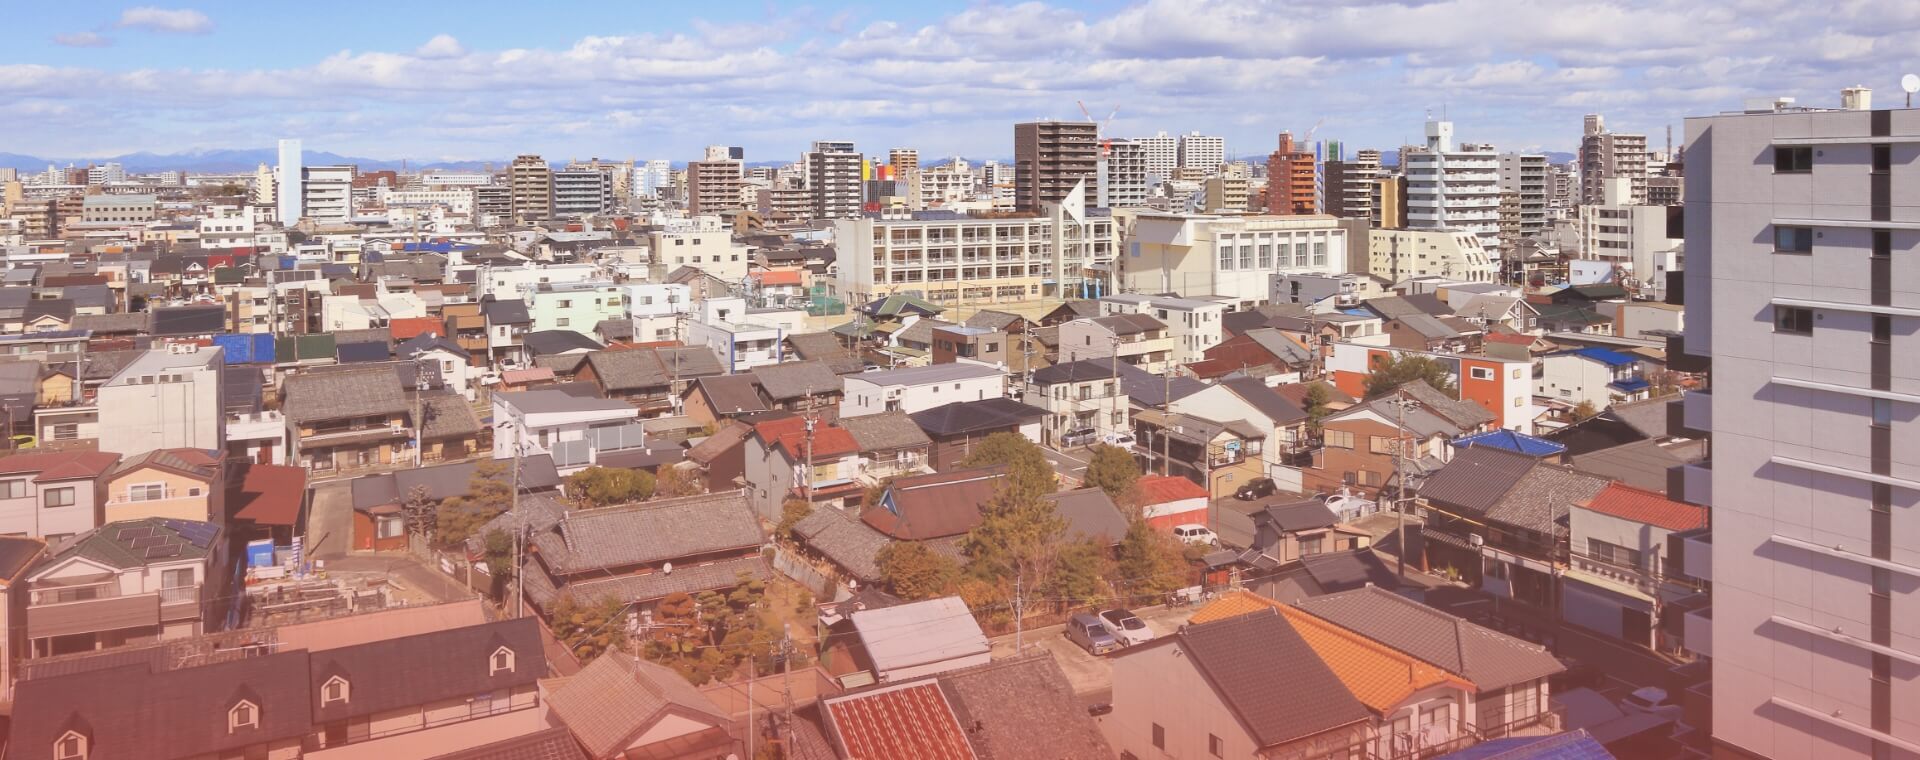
xmin=1249 ymin=500 xmax=1372 ymax=565
xmin=1170 ymin=375 xmax=1310 ymax=469
xmin=1057 ymin=314 xmax=1175 ymax=373
xmin=1418 ymin=446 xmax=1610 ymax=611
xmin=103 ymin=448 xmax=223 ymax=523
xmin=840 ymin=362 xmax=1006 ymax=419
xmin=1131 ymin=409 xmax=1266 ymax=499
xmin=910 ymin=398 xmax=1047 ymax=471
xmin=481 ymin=298 xmax=532 ymax=367
xmin=1097 ymin=293 xmax=1227 ymax=365
xmin=1563 ymin=481 xmax=1708 ymax=653
xmin=1324 ymin=342 xmax=1536 ymax=433
xmin=576 ymin=346 xmax=726 ymax=417
xmin=1535 ymin=347 xmax=1651 ymax=412
xmin=24 ymin=517 xmax=229 ymax=657
xmin=742 ymin=415 xmax=867 ymax=520
xmin=752 ymin=359 xmax=844 ymax=413
xmin=0 ymin=451 xmax=119 ymax=543
xmin=1187 ymin=327 xmax=1313 ymax=382
xmin=491 ymin=389 xmax=644 ymax=475
xmin=1023 ymin=360 xmax=1129 ymax=447
xmin=282 ymin=367 xmax=413 ymax=472
xmin=0 ymin=535 xmax=46 ymax=697
xmin=1307 ymin=386 xmax=1485 ymax=498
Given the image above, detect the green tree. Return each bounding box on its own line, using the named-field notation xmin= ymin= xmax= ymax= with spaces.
xmin=400 ymin=484 xmax=436 ymax=546
xmin=1303 ymin=382 xmax=1334 ymax=435
xmin=551 ymin=596 xmax=629 ymax=664
xmin=775 ymin=498 xmax=814 ymax=540
xmin=653 ymin=465 xmax=704 ymax=498
xmin=482 ymin=529 xmax=515 ymax=599
xmin=566 ymin=466 xmax=655 ymax=508
xmin=1114 ymin=519 xmax=1190 ymax=597
xmin=959 ymin=431 xmax=1055 ymax=499
xmin=1047 ymin=538 xmax=1111 ymax=610
xmin=437 ymin=461 xmax=512 ymax=547
xmin=1572 ymin=400 xmax=1600 ymax=420
xmin=876 ymin=541 xmax=959 ymax=600
xmin=1363 ymin=355 xmax=1458 ymax=399
xmin=1083 ymin=444 xmax=1141 ymax=502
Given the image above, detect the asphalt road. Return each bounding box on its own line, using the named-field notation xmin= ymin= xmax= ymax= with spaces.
xmin=1042 ymin=446 xmax=1092 ymax=487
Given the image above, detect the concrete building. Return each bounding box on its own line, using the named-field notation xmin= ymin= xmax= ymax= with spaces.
xmin=1098 ymin=139 xmax=1151 ymax=208
xmin=1264 ymin=132 xmax=1318 ymax=215
xmin=551 ymin=168 xmax=613 ymax=217
xmin=1201 ymin=176 xmax=1252 ymax=213
xmin=1366 ymin=228 xmax=1498 ymax=283
xmin=1323 ymin=149 xmax=1381 ymax=220
xmin=96 ymin=345 xmax=227 ymax=457
xmin=301 ymin=166 xmax=353 ymax=225
xmin=80 ymin=195 xmax=156 ymax=224
xmin=276 ymin=138 xmax=302 ymax=224
xmin=1497 ymin=152 xmax=1549 ymax=244
xmin=1177 ymin=132 xmax=1225 ymax=175
xmin=1138 ymin=131 xmax=1178 ymax=186
xmin=508 ymin=154 xmax=553 ymax=222
xmin=1014 ymin=121 xmax=1099 ymax=213
xmin=686 ymin=148 xmax=744 ymax=216
xmin=1404 ymin=121 xmax=1502 ymax=255
xmin=1098 ymin=293 xmax=1227 ymax=365
xmin=471 ymin=185 xmax=511 ymax=222
xmin=1580 ymin=114 xmax=1649 ymax=205
xmin=1123 ymin=212 xmax=1347 ymax=306
xmin=807 ymin=140 xmax=863 ymax=219
xmin=841 ymin=363 xmax=1007 ymax=418
xmin=1681 ymin=96 xmax=1920 ymax=760
xmin=832 ymin=207 xmax=1118 ymax=307
xmin=1578 ymin=177 xmax=1682 ymax=297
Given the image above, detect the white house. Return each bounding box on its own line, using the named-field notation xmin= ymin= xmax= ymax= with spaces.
xmin=840 ymin=363 xmax=1006 ymax=419
xmin=1098 ymin=294 xmax=1228 ymax=365
xmin=491 ymin=389 xmax=644 ymax=474
xmin=622 ymin=282 xmax=693 ymax=343
xmin=684 ymin=296 xmax=807 ymax=373
xmin=1535 ymin=347 xmax=1649 ymax=412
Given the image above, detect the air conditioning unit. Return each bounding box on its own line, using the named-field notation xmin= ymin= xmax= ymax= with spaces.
xmin=1468 ymin=534 xmax=1485 ymax=548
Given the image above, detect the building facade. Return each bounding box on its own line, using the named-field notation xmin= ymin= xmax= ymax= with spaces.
xmin=508 ymin=154 xmax=552 ymax=222
xmin=832 ymin=208 xmax=1118 ymax=307
xmin=1580 ymin=113 xmax=1649 ymax=205
xmin=1123 ymin=212 xmax=1347 ymax=305
xmin=1015 ymin=121 xmax=1099 ymax=213
xmin=1404 ymin=121 xmax=1502 ymax=256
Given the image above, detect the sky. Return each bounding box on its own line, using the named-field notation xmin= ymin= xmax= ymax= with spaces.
xmin=2 ymin=0 xmax=1915 ymax=163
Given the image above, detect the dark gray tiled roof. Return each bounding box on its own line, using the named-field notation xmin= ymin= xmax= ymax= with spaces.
xmin=586 ymin=347 xmax=724 ymax=391
xmin=1418 ymin=446 xmax=1536 ymax=514
xmin=1567 ymin=439 xmax=1692 ymax=493
xmin=283 ymin=366 xmax=409 ymax=423
xmin=937 ymin=654 xmax=1116 ymax=759
xmin=909 ymin=398 xmax=1047 ymax=436
xmin=1046 ymin=488 xmax=1127 ymax=545
xmin=1171 ymin=609 xmax=1371 ymax=748
xmin=561 ymin=554 xmax=770 ymax=606
xmin=792 ymin=507 xmax=891 ymax=582
xmin=1484 ymin=464 xmax=1609 ymax=536
xmin=1292 ymin=586 xmax=1564 ymax=690
xmin=12 ymin=650 xmax=313 ymax=759
xmin=1255 ymin=500 xmax=1338 ymax=532
xmin=74 ymin=311 xmax=149 ymax=334
xmin=523 ymin=330 xmax=603 ymax=356
xmin=148 ymin=304 xmax=225 ymax=336
xmin=483 ymin=299 xmax=531 ymax=324
xmin=1607 ymin=393 xmax=1675 ymax=439
xmin=753 ymin=360 xmax=841 ymax=400
xmin=309 ymin=618 xmax=546 ymax=723
xmin=839 ymin=410 xmax=932 ymax=452
xmin=531 ymin=490 xmax=764 ymax=575
xmin=693 ymin=374 xmax=767 ymax=415
xmin=418 ymin=392 xmax=482 ymax=440
xmin=1221 ymin=376 xmax=1308 ymax=425
xmin=1397 ymin=379 xmax=1497 ymax=429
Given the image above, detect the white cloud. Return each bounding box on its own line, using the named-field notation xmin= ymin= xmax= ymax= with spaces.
xmin=414 ymin=34 xmax=466 ymax=59
xmin=53 ymin=32 xmax=112 ymax=48
xmin=118 ymin=7 xmax=212 ymax=34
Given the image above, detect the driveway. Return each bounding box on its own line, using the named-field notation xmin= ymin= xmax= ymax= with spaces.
xmin=988 ymin=604 xmax=1193 ymax=697
xmin=306 ymin=479 xmax=356 ymax=560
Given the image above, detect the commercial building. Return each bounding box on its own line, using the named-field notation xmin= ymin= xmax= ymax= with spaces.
xmin=1098 ymin=138 xmax=1151 ymax=208
xmin=1682 ymin=96 xmax=1920 ymax=760
xmin=1263 ymin=132 xmax=1318 ymax=215
xmin=1323 ymin=149 xmax=1382 ymax=220
xmin=1014 ymin=121 xmax=1099 ymax=213
xmin=80 ymin=194 xmax=156 ymax=224
xmin=300 ymin=166 xmax=353 ymax=225
xmin=687 ymin=147 xmax=744 ymax=216
xmin=807 ymin=140 xmax=863 ymax=219
xmin=832 ymin=207 xmax=1118 ymax=306
xmin=508 ymin=154 xmax=552 ymax=222
xmin=1177 ymin=132 xmax=1225 ymax=175
xmin=1123 ymin=212 xmax=1347 ymax=305
xmin=1580 ymin=113 xmax=1649 ymax=205
xmin=550 ymin=168 xmax=613 ymax=217
xmin=1404 ymin=121 xmax=1501 ymax=255
xmin=1367 ymin=228 xmax=1498 ymax=283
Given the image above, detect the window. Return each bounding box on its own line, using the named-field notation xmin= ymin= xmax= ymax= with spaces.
xmin=1775 ymin=306 xmax=1814 ymax=335
xmin=49 ymin=424 xmax=78 ymax=441
xmin=55 ymin=732 xmax=86 ymax=760
xmin=1874 ymin=145 xmax=1891 ymax=173
xmin=556 ymin=299 xmax=572 ymax=308
xmin=1325 ymin=429 xmax=1355 ymax=449
xmin=1588 ymin=538 xmax=1644 ymax=569
xmin=1209 ymin=733 xmax=1224 ymax=757
xmin=1874 ymin=398 xmax=1893 ymax=428
xmin=229 ymin=701 xmax=258 ymax=732
xmin=43 ymin=487 xmax=74 ymax=508
xmin=1774 ymin=146 xmax=1813 ymax=173
xmin=556 ymin=318 xmax=570 ymax=327
xmin=1370 ymin=435 xmax=1398 ymax=455
xmin=1470 ymin=366 xmax=1494 ymax=380
xmin=1300 ymin=537 xmax=1324 ymax=556
xmin=490 ymin=646 xmax=516 ymax=675
xmin=1774 ymin=226 xmax=1813 ymax=253
xmin=0 ymin=480 xmax=26 ymax=499
xmin=1152 ymin=723 xmax=1165 ymax=750
xmin=127 ymin=483 xmax=164 ymax=501
xmin=322 ymin=676 xmax=350 ymax=705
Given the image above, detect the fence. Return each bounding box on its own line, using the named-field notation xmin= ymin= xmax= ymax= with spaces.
xmin=699 ymin=666 xmax=842 ymax=719
xmin=771 ymin=546 xmax=838 ymax=600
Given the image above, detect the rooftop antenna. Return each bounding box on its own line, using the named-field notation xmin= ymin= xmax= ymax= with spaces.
xmin=1902 ymin=74 xmax=1919 ymax=109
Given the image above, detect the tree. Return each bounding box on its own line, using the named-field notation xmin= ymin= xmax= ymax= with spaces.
xmin=653 ymin=465 xmax=704 ymax=498
xmin=1047 ymin=538 xmax=1111 ymax=610
xmin=1114 ymin=519 xmax=1190 ymax=597
xmin=1572 ymin=400 xmax=1600 ymax=420
xmin=400 ymin=484 xmax=437 ymax=546
xmin=1303 ymin=382 xmax=1334 ymax=436
xmin=482 ymin=529 xmax=515 ymax=599
xmin=775 ymin=498 xmax=814 ymax=539
xmin=551 ymin=596 xmax=629 ymax=664
xmin=1363 ymin=355 xmax=1458 ymax=399
xmin=284 ymin=230 xmax=309 ymax=245
xmin=437 ymin=461 xmax=512 ymax=547
xmin=566 ymin=466 xmax=654 ymax=508
xmin=876 ymin=542 xmax=959 ymax=600
xmin=959 ymin=431 xmax=1055 ymax=499
xmin=1083 ymin=444 xmax=1141 ymax=502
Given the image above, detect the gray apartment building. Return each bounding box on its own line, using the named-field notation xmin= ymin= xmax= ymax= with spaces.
xmin=1684 ymin=95 xmax=1920 ymax=759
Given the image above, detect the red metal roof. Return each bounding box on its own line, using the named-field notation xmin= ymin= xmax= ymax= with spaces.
xmin=755 ymin=416 xmax=860 ymax=459
xmin=1137 ymin=474 xmax=1208 ymax=505
xmin=753 ymin=269 xmax=804 ymax=286
xmin=388 ymin=316 xmax=446 ymax=341
xmin=824 ymin=682 xmax=977 ymax=760
xmin=230 ymin=463 xmax=308 ymax=526
xmin=0 ymin=451 xmax=119 ymax=481
xmin=1577 ymin=481 xmax=1706 ymax=532
xmin=1483 ymin=333 xmax=1536 ymax=346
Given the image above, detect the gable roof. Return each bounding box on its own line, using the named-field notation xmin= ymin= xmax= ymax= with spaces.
xmin=545 ymin=651 xmax=730 ymax=759
xmin=11 ymin=650 xmax=313 ymax=760
xmin=692 ymin=374 xmax=768 ymax=415
xmin=482 ymin=299 xmax=531 ymax=324
xmin=531 ymin=490 xmax=764 ymax=575
xmin=1137 ymin=474 xmax=1207 ymax=504
xmin=963 ymin=309 xmax=1027 ymax=331
xmin=1168 ymin=608 xmax=1372 ymax=747
xmin=424 ymin=727 xmax=589 ymax=760
xmin=111 ymin=448 xmax=218 ymax=481
xmin=1566 ymin=438 xmax=1698 ymax=493
xmin=1417 ymin=446 xmax=1538 ymax=514
xmin=1046 ymin=488 xmax=1127 ymax=545
xmin=41 ymin=518 xmax=220 ymax=571
xmin=850 ymin=595 xmax=988 ymax=673
xmin=933 ymin=654 xmax=1115 ymax=759
xmin=862 ymin=467 xmax=1004 ymax=540
xmin=791 ymin=506 xmax=894 ymax=582
xmin=1451 ymin=429 xmax=1567 ymax=458
xmin=585 ymin=347 xmax=724 ymax=391
xmin=1576 ymin=482 xmax=1707 ymax=532
xmin=308 ymin=618 xmax=545 ymax=723
xmin=753 ymin=360 xmax=841 ymax=400
xmin=1552 ymin=346 xmax=1637 ymax=367
xmin=1292 ymin=586 xmax=1564 ymax=691
xmin=839 ymin=410 xmax=933 ymax=452
xmin=418 ymin=392 xmax=483 ymax=440
xmin=0 ymin=450 xmax=120 ymax=481
xmin=1256 ymin=499 xmax=1339 ymax=532
xmin=1485 ymin=464 xmax=1610 ymax=535
xmin=523 ymin=329 xmax=604 ymax=356
xmin=282 ymin=367 xmax=408 ymax=423
xmin=910 ymin=397 xmax=1047 ymax=437
xmin=1397 ymin=379 xmax=1497 ymax=429
xmin=823 ymin=681 xmax=976 ymax=760
xmin=1219 ymin=376 xmax=1309 ymax=425
xmin=387 ymin=316 xmax=445 ymax=341
xmin=1190 ymin=591 xmax=1473 ymax=713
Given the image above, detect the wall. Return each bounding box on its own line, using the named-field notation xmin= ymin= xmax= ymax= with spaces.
xmin=97 ymin=366 xmax=224 ymax=455
xmin=0 ymin=474 xmax=100 ymax=541
xmin=105 ymin=468 xmax=212 ymax=523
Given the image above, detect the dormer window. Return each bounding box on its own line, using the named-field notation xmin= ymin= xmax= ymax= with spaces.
xmin=321 ymin=676 xmax=350 ymax=705
xmin=55 ymin=731 xmax=86 ymax=760
xmin=228 ymin=700 xmax=258 ymax=732
xmin=489 ymin=646 xmax=515 ymax=675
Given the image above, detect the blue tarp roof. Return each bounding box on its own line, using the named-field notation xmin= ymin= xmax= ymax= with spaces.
xmin=211 ymin=333 xmax=276 ymax=364
xmin=1451 ymin=428 xmax=1568 ymax=458
xmin=1609 ymin=378 xmax=1652 ymax=393
xmin=401 ymin=241 xmax=474 ymax=252
xmin=1433 ymin=729 xmax=1613 ymax=759
xmin=1554 ymin=346 xmax=1638 ymax=367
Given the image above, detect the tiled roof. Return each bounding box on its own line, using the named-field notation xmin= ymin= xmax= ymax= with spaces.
xmin=862 ymin=466 xmax=1004 ymax=540
xmin=229 ymin=462 xmax=306 ymax=526
xmin=418 ymin=392 xmax=483 ymax=440
xmin=1169 ymin=608 xmax=1372 ymax=748
xmin=44 ymin=518 xmax=220 ymax=570
xmin=754 ymin=416 xmax=861 ymax=459
xmin=1418 ymin=446 xmax=1537 ymax=514
xmin=1397 ymin=379 xmax=1497 ymax=429
xmin=753 ymin=360 xmax=841 ymax=400
xmin=1137 ymin=474 xmax=1207 ymax=505
xmin=1566 ymin=439 xmax=1696 ymax=493
xmin=427 ymin=727 xmax=589 ymax=760
xmin=1576 ymin=482 xmax=1706 ymax=532
xmin=693 ymin=374 xmax=768 ymax=415
xmin=1221 ymin=375 xmax=1309 ymax=425
xmin=909 ymin=398 xmax=1048 ymax=436
xmin=1190 ymin=591 xmax=1472 ymax=713
xmin=1046 ymin=488 xmax=1127 ymax=545
xmin=308 ymin=618 xmax=546 ymax=723
xmin=1256 ymin=500 xmax=1339 ymax=533
xmin=793 ymin=507 xmax=893 ymax=582
xmin=839 ymin=410 xmax=932 ymax=452
xmin=11 ymin=650 xmax=314 ymax=760
xmin=1292 ymin=586 xmax=1565 ymax=692
xmin=545 ymin=651 xmax=730 ymax=759
xmin=282 ymin=366 xmax=408 ymax=423
xmin=559 ymin=555 xmax=771 ymax=607
xmin=531 ymin=490 xmax=764 ymax=575
xmin=934 ymin=654 xmax=1115 ymax=759
xmin=824 ymin=681 xmax=976 ymax=760
xmin=388 ymin=316 xmax=446 ymax=341
xmin=1485 ymin=464 xmax=1609 ymax=536
xmin=0 ymin=450 xmax=120 ymax=481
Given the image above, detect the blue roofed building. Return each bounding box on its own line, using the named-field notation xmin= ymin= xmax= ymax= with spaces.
xmin=1451 ymin=429 xmax=1568 ymax=459
xmin=1534 ymin=346 xmax=1650 ymax=413
xmin=1432 ymin=729 xmax=1614 ymax=759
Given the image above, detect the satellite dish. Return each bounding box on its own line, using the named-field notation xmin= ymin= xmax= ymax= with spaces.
xmin=1904 ymin=74 xmax=1920 ymax=95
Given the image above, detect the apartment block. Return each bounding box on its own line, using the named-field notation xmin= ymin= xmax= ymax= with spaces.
xmin=550 ymin=168 xmax=613 ymax=217
xmin=1098 ymin=138 xmax=1151 ymax=208
xmin=1404 ymin=121 xmax=1501 ymax=255
xmin=1177 ymin=132 xmax=1225 ymax=174
xmin=687 ymin=152 xmax=744 ymax=216
xmin=1323 ymin=149 xmax=1382 ymax=220
xmin=508 ymin=154 xmax=552 ymax=222
xmin=1015 ymin=121 xmax=1099 ymax=213
xmin=833 ymin=208 xmax=1118 ymax=307
xmin=301 ymin=166 xmax=353 ymax=225
xmin=808 ymin=140 xmax=863 ymax=219
xmin=1581 ymin=114 xmax=1650 ymax=205
xmin=1367 ymin=228 xmax=1498 ymax=284
xmin=1264 ymin=132 xmax=1318 ymax=215
xmin=1497 ymin=152 xmax=1549 ymax=241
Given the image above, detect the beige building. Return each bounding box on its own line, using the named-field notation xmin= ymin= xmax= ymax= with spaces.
xmin=508 ymin=154 xmax=552 ymax=222
xmin=1123 ymin=212 xmax=1348 ymax=306
xmin=1367 ymin=228 xmax=1498 ymax=284
xmin=103 ymin=449 xmax=223 ymax=524
xmin=687 ymin=149 xmax=744 ymax=216
xmin=1014 ymin=121 xmax=1098 ymax=213
xmin=832 ymin=206 xmax=1118 ymax=307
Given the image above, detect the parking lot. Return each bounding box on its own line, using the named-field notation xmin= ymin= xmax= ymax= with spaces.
xmin=987 ymin=603 xmax=1195 ymax=701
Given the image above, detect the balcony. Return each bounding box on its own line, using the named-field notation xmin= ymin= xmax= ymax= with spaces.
xmin=303 ymin=424 xmax=411 ymax=447
xmin=1684 ymin=604 xmax=1713 ymax=658
xmin=26 ymin=579 xmax=198 ymax=638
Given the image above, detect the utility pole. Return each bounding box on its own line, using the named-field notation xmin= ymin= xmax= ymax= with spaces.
xmin=1391 ymin=389 xmax=1409 ymax=580
xmin=512 ymin=426 xmax=525 ymax=617
xmin=1013 ymin=569 xmax=1025 ymax=653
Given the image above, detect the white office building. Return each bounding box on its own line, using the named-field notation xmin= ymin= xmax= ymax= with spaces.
xmin=1098 ymin=139 xmax=1151 ymax=208
xmin=1404 ymin=121 xmax=1502 ymax=256
xmin=276 ymin=138 xmax=302 ymax=224
xmin=301 ymin=165 xmax=353 ymax=225
xmin=833 ymin=207 xmax=1120 ymax=306
xmin=1139 ymin=132 xmax=1178 ymax=185
xmin=1122 ymin=212 xmax=1347 ymax=306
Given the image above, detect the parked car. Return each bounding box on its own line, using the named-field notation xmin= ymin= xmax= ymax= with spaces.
xmin=1620 ymin=686 xmax=1684 ymax=719
xmin=1102 ymin=432 xmax=1136 ymax=447
xmin=1065 ymin=613 xmax=1120 ymax=655
xmin=1172 ymin=523 xmax=1218 ymax=546
xmin=1059 ymin=427 xmax=1099 ymax=447
xmin=1086 ymin=702 xmax=1114 ymax=717
xmin=1235 ymin=477 xmax=1277 ymax=501
xmin=1097 ymin=608 xmax=1156 ymax=647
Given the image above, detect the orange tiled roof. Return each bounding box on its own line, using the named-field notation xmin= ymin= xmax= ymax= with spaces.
xmin=1577 ymin=481 xmax=1707 ymax=532
xmin=389 ymin=316 xmax=446 ymax=341
xmin=753 ymin=269 xmax=804 ymax=286
xmin=1137 ymin=475 xmax=1207 ymax=504
xmin=1191 ymin=590 xmax=1473 ymax=713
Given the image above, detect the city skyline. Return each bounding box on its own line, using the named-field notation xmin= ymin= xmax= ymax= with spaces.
xmin=5 ymin=0 xmax=1908 ymax=160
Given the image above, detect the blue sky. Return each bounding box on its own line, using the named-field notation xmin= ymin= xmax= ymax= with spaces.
xmin=3 ymin=1 xmax=1912 ymax=162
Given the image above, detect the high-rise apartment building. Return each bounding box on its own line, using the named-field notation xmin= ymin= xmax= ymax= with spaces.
xmin=1263 ymin=132 xmax=1318 ymax=215
xmin=1404 ymin=121 xmax=1501 ymax=254
xmin=1373 ymin=174 xmax=1407 ymax=229
xmin=807 ymin=140 xmax=863 ymax=219
xmin=1177 ymin=132 xmax=1225 ymax=175
xmin=252 ymin=163 xmax=276 ymax=208
xmin=1549 ymin=162 xmax=1579 ymax=210
xmin=1497 ymin=152 xmax=1549 ymax=241
xmin=471 ymin=185 xmax=512 ymax=221
xmin=634 ymin=160 xmax=671 ymax=197
xmin=1014 ymin=121 xmax=1099 ymax=213
xmin=1097 ymin=139 xmax=1150 ymax=208
xmin=888 ymin=148 xmax=919 ymax=174
xmin=508 ymin=154 xmax=553 ymax=222
xmin=551 ymin=168 xmax=614 ymax=217
xmin=1139 ymin=131 xmax=1178 ymax=185
xmin=1580 ymin=114 xmax=1650 ymax=205
xmin=276 ymin=138 xmax=302 ymax=224
xmin=300 ymin=166 xmax=353 ymax=225
xmin=686 ymin=147 xmax=744 ymax=216
xmin=1323 ymin=149 xmax=1382 ymax=220
xmin=1683 ymin=99 xmax=1920 ymax=760
xmin=86 ymin=163 xmax=125 ymax=185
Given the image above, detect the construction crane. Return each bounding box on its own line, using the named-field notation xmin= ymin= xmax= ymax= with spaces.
xmin=1301 ymin=117 xmax=1327 ymax=145
xmin=1077 ymin=101 xmax=1122 ymax=156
